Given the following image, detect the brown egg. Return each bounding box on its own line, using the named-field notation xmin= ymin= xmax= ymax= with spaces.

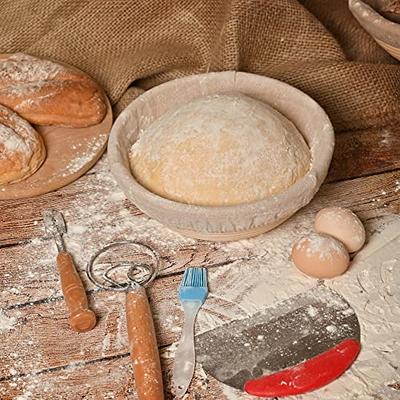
xmin=291 ymin=233 xmax=350 ymax=279
xmin=314 ymin=207 xmax=366 ymax=253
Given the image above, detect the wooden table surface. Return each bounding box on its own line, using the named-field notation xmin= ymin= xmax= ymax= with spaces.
xmin=1 ymin=126 xmax=400 ymax=399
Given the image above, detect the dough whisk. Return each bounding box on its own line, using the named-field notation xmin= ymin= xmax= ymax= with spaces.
xmin=87 ymin=240 xmax=164 ymax=400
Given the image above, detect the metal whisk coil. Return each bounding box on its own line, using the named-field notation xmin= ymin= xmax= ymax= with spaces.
xmin=87 ymin=240 xmax=159 ymax=291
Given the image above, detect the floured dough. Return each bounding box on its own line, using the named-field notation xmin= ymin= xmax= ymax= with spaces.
xmin=130 ymin=93 xmax=311 ymax=206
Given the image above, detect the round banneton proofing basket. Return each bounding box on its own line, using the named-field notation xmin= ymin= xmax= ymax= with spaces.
xmin=108 ymin=71 xmax=334 ymax=241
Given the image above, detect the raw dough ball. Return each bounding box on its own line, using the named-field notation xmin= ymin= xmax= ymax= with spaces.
xmin=130 ymin=93 xmax=311 ymax=206
xmin=292 ymin=233 xmax=350 ymax=279
xmin=314 ymin=207 xmax=366 ymax=253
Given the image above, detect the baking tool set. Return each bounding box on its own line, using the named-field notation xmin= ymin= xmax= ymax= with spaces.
xmin=173 ymin=267 xmax=208 ymax=398
xmin=43 ymin=211 xmax=165 ymax=398
xmin=42 ymin=211 xmax=360 ymax=398
xmin=43 ymin=209 xmax=96 ymax=333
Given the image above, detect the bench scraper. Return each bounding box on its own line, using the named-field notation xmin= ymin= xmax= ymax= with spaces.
xmin=196 ymin=284 xmax=361 ymax=397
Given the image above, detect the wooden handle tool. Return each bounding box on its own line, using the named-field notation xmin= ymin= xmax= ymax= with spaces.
xmin=126 ymin=286 xmax=164 ymax=400
xmin=57 ymin=252 xmax=96 ymax=333
xmin=43 ymin=209 xmax=96 ymax=333
xmin=87 ymin=241 xmax=163 ymax=398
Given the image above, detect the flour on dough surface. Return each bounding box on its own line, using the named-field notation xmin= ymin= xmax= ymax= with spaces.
xmin=130 ymin=93 xmax=311 ymax=206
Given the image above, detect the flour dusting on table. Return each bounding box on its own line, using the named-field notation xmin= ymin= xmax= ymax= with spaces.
xmin=196 ymin=215 xmax=400 ymax=400
xmin=1 ymin=157 xmax=399 ymax=399
xmin=0 ymin=311 xmax=16 ymax=332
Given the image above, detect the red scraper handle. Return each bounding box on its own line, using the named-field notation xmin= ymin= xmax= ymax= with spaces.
xmin=244 ymin=339 xmax=360 ymax=398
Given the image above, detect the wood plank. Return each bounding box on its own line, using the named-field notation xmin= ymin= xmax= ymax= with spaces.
xmin=0 ymin=345 xmax=227 ymax=400
xmin=0 ymin=355 xmax=141 ymax=400
xmin=2 ymin=126 xmax=400 ymax=246
xmin=1 ymin=169 xmax=400 ymax=309
xmin=1 ymin=170 xmax=399 ymax=373
xmin=1 ymin=347 xmax=397 ymax=400
xmin=1 ymin=223 xmax=399 ymax=399
xmin=0 ymin=264 xmax=242 ymax=375
xmin=328 ymin=126 xmax=400 ymax=183
xmin=0 ymin=269 xmax=244 ymax=399
xmin=1 ymin=133 xmax=400 ymax=399
xmin=0 ymin=281 xmax=179 ymax=378
xmin=0 ymin=238 xmax=230 ymax=309
xmin=0 ymin=157 xmax=129 ymax=246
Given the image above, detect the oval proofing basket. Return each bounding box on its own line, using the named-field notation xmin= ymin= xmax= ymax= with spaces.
xmin=108 ymin=71 xmax=334 ymax=241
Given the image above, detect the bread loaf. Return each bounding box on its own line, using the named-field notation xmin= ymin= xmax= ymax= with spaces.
xmin=0 ymin=104 xmax=45 ymax=185
xmin=0 ymin=53 xmax=107 ymax=127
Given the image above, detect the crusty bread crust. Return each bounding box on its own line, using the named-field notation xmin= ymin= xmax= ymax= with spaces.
xmin=0 ymin=53 xmax=107 ymax=127
xmin=0 ymin=104 xmax=45 ymax=185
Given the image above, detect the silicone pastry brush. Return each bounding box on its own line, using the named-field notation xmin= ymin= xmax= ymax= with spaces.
xmin=173 ymin=267 xmax=208 ymax=398
xmin=43 ymin=209 xmax=96 ymax=332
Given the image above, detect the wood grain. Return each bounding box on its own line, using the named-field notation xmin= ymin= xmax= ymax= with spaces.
xmin=1 ymin=168 xmax=399 ymax=310
xmin=0 ymin=271 xmax=242 ymax=399
xmin=328 ymin=127 xmax=400 ymax=182
xmin=0 ymin=282 xmax=179 ymax=378
xmin=0 ymin=345 xmax=227 ymax=400
xmin=1 ymin=127 xmax=400 ymax=398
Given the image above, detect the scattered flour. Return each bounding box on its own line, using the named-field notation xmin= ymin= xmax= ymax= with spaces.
xmin=0 ymin=310 xmax=16 ymax=332
xmin=101 ymin=333 xmax=111 ymax=357
xmin=160 ymin=342 xmax=178 ymax=360
xmin=194 ymin=215 xmax=400 ymax=400
xmin=57 ymin=133 xmax=108 ymax=178
xmin=307 ymin=305 xmax=318 ymax=318
xmin=2 ymin=157 xmax=400 ymax=399
xmin=326 ymin=325 xmax=338 ymax=334
xmin=15 ymin=391 xmax=32 ymax=400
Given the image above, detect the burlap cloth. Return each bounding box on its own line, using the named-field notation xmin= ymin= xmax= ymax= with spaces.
xmin=0 ymin=0 xmax=399 ymax=133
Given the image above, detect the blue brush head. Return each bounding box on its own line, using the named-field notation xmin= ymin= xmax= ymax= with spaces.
xmin=179 ymin=267 xmax=208 ymax=304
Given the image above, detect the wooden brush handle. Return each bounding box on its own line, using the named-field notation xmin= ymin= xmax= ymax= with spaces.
xmin=126 ymin=287 xmax=164 ymax=400
xmin=56 ymin=251 xmax=96 ymax=333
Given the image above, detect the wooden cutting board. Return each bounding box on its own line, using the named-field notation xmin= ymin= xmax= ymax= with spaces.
xmin=0 ymin=54 xmax=113 ymax=200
